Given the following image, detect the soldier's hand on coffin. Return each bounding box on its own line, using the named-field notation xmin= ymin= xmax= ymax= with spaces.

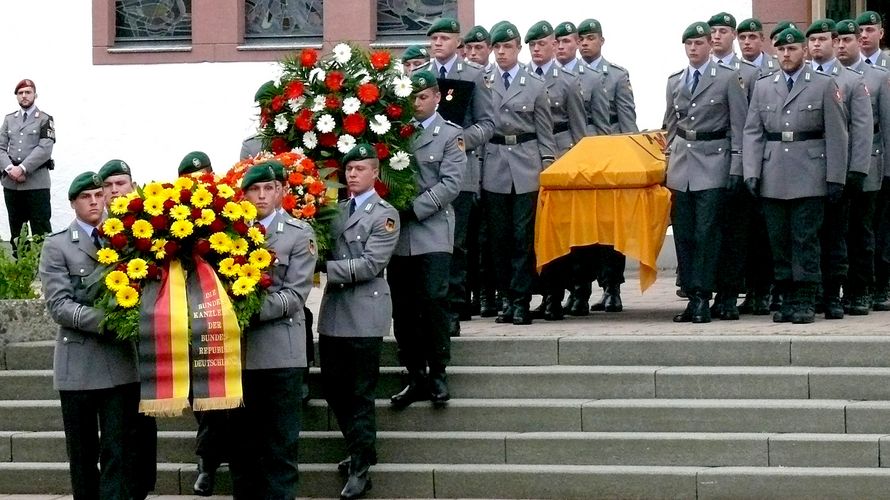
xmin=744 ymin=177 xmax=759 ymax=198
xmin=827 ymin=182 xmax=845 ymax=204
xmin=845 ymin=171 xmax=866 ymax=192
xmin=727 ymin=175 xmax=743 ymax=192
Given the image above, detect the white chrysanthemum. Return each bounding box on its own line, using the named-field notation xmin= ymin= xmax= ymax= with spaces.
xmin=342 ymin=97 xmax=361 ymax=115
xmin=274 ymin=114 xmax=289 ymax=133
xmin=311 ymin=95 xmax=326 ymax=112
xmin=392 ymin=76 xmax=413 ymax=98
xmin=333 ymin=43 xmax=352 ymax=65
xmin=303 ymin=131 xmax=318 ymax=150
xmin=309 ymin=67 xmax=326 ymax=83
xmin=390 ymin=151 xmax=411 ymax=171
xmin=316 ymin=114 xmax=336 ymax=133
xmin=369 ymin=114 xmax=391 ymax=135
xmin=291 ymin=146 xmax=305 ymax=155
xmin=288 ymin=96 xmax=306 ymax=112
xmin=393 ymin=61 xmax=405 ymax=74
xmin=337 ymin=134 xmax=357 ymax=154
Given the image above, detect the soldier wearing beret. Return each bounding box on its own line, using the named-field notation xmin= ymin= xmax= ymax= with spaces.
xmin=228 ymin=163 xmax=317 ymax=498
xmin=806 ymin=19 xmax=873 ymax=319
xmin=664 ymin=21 xmax=748 ymax=323
xmin=240 ymin=134 xmax=263 ymax=160
xmin=178 ymin=150 xmax=212 ymax=176
xmin=770 ymin=21 xmax=799 ymax=43
xmin=464 ymin=26 xmax=492 ymax=69
xmin=743 ymin=27 xmax=849 ymax=324
xmin=1 ymin=78 xmax=55 ymax=253
xmin=318 ymin=143 xmax=399 ymax=500
xmin=857 ymin=11 xmax=886 ymax=68
xmin=388 ymin=70 xmax=464 ymax=408
xmin=836 ymin=19 xmax=890 ymax=314
xmin=401 ymin=45 xmax=430 ymax=76
xmin=738 ymin=18 xmax=779 ymax=76
xmin=40 ymin=171 xmax=139 ymax=499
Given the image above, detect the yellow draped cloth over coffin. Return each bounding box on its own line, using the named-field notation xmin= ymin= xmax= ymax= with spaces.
xmin=535 ymin=132 xmax=672 ymax=292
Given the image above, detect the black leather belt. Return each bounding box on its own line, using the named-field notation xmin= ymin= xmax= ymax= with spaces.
xmin=553 ymin=122 xmax=569 ymax=134
xmin=765 ymin=131 xmax=825 ymax=142
xmin=490 ymin=132 xmax=537 ymax=145
xmin=677 ymin=128 xmax=729 ymax=141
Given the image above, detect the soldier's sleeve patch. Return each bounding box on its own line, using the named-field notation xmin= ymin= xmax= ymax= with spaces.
xmin=836 ymin=87 xmax=843 ymax=103
xmin=384 ymin=218 xmax=396 ymax=232
xmin=308 ymin=239 xmax=317 ymax=255
xmin=739 ymin=74 xmax=745 ymax=90
xmin=457 ymin=137 xmax=465 ymax=152
xmin=40 ymin=119 xmax=55 ymax=142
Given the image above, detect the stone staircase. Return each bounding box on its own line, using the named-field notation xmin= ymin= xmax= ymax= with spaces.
xmin=4 ymin=335 xmax=890 ymax=498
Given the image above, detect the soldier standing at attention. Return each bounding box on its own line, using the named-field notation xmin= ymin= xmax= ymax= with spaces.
xmin=858 ymin=11 xmax=887 ymax=68
xmin=743 ymin=27 xmax=849 ymax=324
xmin=1 ymin=79 xmax=55 ymax=251
xmin=401 ymin=45 xmax=430 ymax=76
xmin=318 ymin=143 xmax=400 ymax=500
xmin=663 ymin=21 xmax=748 ymax=323
xmin=738 ymin=18 xmax=779 ymax=75
xmin=464 ymin=26 xmax=492 ymax=70
xmin=388 ymin=71 xmax=464 ymax=408
xmin=837 ymin=19 xmax=890 ymax=315
xmin=40 ymin=172 xmax=139 ymax=500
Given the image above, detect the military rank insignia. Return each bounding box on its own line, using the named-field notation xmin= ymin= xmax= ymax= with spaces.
xmin=384 ymin=218 xmax=396 ymax=232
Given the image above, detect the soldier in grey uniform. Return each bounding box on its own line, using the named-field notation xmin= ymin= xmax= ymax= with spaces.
xmin=1 ymin=79 xmax=55 ymax=251
xmin=464 ymin=25 xmax=492 ymax=69
xmin=664 ymin=21 xmax=748 ymax=323
xmin=806 ymin=19 xmax=873 ymax=319
xmin=40 ymin=171 xmax=139 ymax=500
xmin=388 ymin=71 xmax=465 ymax=408
xmin=228 ymin=163 xmax=317 ymax=499
xmin=738 ymin=18 xmax=779 ymax=76
xmin=578 ymin=18 xmax=637 ymax=313
xmin=743 ymin=27 xmax=849 ymax=324
xmin=240 ymin=133 xmax=263 ymax=160
xmin=482 ymin=22 xmax=556 ymax=325
xmin=837 ymin=19 xmax=890 ymax=315
xmin=318 ymin=143 xmax=400 ymax=500
xmin=401 ymin=45 xmax=430 ymax=76
xmin=858 ymin=11 xmax=887 ymax=68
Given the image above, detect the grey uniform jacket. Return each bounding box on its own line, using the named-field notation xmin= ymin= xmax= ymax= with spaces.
xmin=853 ymin=60 xmax=890 ymax=191
xmin=423 ymin=59 xmax=495 ymax=194
xmin=482 ymin=66 xmax=556 ymax=194
xmin=0 ymin=107 xmax=54 ymax=191
xmin=572 ymin=63 xmax=612 ymax=136
xmin=723 ymin=54 xmax=761 ymax=100
xmin=40 ymin=221 xmax=138 ymax=391
xmin=597 ymin=58 xmax=639 ymax=133
xmin=540 ymin=63 xmax=587 ymax=155
xmin=240 ymin=134 xmax=263 ymax=160
xmin=823 ymin=64 xmax=873 ymax=180
xmin=244 ymin=212 xmax=316 ymax=370
xmin=757 ymin=53 xmax=779 ymax=77
xmin=663 ymin=61 xmax=748 ymax=192
xmin=864 ymin=51 xmax=889 ymax=69
xmin=743 ymin=69 xmax=849 ymax=199
xmin=318 ymin=193 xmax=399 ymax=338
xmin=396 ymin=112 xmax=464 ymax=256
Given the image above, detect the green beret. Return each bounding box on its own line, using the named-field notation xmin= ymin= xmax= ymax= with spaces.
xmin=343 ymin=143 xmax=377 ymax=165
xmin=770 ymin=21 xmax=798 ymax=39
xmin=857 ymin=11 xmax=882 ymax=26
xmin=427 ymin=17 xmax=460 ymax=36
xmin=178 ymin=151 xmax=212 ymax=176
xmin=97 ymin=159 xmax=131 ymax=181
xmin=708 ymin=12 xmax=737 ymax=29
xmin=490 ymin=22 xmax=520 ymax=44
xmin=241 ymin=163 xmax=277 ymax=191
xmin=490 ymin=20 xmax=509 ymax=34
xmin=577 ymin=18 xmax=602 ymax=36
xmin=682 ymin=21 xmax=711 ymax=42
xmin=463 ymin=25 xmax=490 ymax=44
xmin=737 ymin=18 xmax=763 ymax=34
xmin=806 ymin=19 xmax=837 ymax=37
xmin=836 ymin=19 xmax=860 ymax=36
xmin=774 ymin=27 xmax=806 ymax=47
xmin=554 ymin=22 xmax=577 ymax=38
xmin=263 ymin=159 xmax=286 ymax=183
xmin=402 ymin=45 xmax=429 ymax=62
xmin=524 ymin=21 xmax=554 ymax=43
xmin=68 ymin=171 xmax=103 ymax=201
xmin=411 ymin=70 xmax=439 ymax=93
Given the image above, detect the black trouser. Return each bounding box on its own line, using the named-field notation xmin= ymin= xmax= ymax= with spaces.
xmin=745 ymin=196 xmax=775 ymax=293
xmin=194 ymin=408 xmax=233 ymax=463
xmin=482 ymin=190 xmax=538 ymax=306
xmin=762 ymin=197 xmax=824 ymax=284
xmin=320 ymin=336 xmax=382 ymax=465
xmin=671 ymin=188 xmax=723 ymax=295
xmin=593 ymin=246 xmax=626 ymax=288
xmin=230 ymin=368 xmax=302 ymax=500
xmin=873 ymin=181 xmax=890 ymax=288
xmin=59 ymin=382 xmax=139 ymax=500
xmin=388 ymin=253 xmax=452 ymax=372
xmin=447 ymin=191 xmax=476 ymax=313
xmin=134 ymin=414 xmax=157 ymax=498
xmin=715 ymin=186 xmax=753 ymax=296
xmin=477 ymin=198 xmax=497 ymax=301
xmin=4 ymin=187 xmax=51 ymax=253
xmin=819 ymin=193 xmax=851 ymax=286
xmin=847 ymin=190 xmax=878 ymax=295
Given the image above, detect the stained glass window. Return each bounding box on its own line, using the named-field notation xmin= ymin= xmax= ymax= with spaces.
xmin=245 ymin=0 xmax=323 ymax=39
xmin=377 ymin=0 xmax=458 ymax=37
xmin=115 ymin=0 xmax=192 ymax=42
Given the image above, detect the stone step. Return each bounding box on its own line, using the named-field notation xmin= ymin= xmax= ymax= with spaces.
xmin=6 ymin=430 xmax=888 ymax=469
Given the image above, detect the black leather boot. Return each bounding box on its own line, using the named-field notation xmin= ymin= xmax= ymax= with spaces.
xmin=604 ymin=285 xmax=623 ymax=312
xmin=719 ymin=292 xmax=739 ymax=320
xmin=429 ymin=368 xmax=450 ymax=405
xmin=495 ymin=295 xmax=513 ymax=323
xmin=340 ymin=455 xmax=372 ymax=499
xmin=673 ymin=295 xmax=697 ymax=322
xmin=193 ymin=458 xmax=218 ymax=496
xmin=823 ymin=281 xmax=844 ymax=320
xmin=479 ymin=290 xmax=498 ymax=317
xmin=512 ymin=297 xmax=532 ymax=325
xmin=792 ymin=284 xmax=816 ymax=324
xmin=692 ymin=292 xmax=712 ymax=323
xmin=544 ymin=294 xmax=564 ymax=320
xmin=390 ymin=368 xmax=429 ymax=409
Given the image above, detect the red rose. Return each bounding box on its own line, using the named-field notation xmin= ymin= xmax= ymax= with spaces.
xmin=210 ymin=218 xmax=226 ymax=233
xmin=212 ymin=197 xmax=228 ymax=211
xmin=271 ymin=95 xmax=286 ymax=112
xmin=282 ymin=193 xmax=297 ymax=212
xmin=374 ymin=142 xmax=390 ymax=159
xmin=233 ymin=220 xmax=249 ymax=235
xmin=342 ymin=114 xmax=367 ymax=135
xmin=325 ymin=71 xmax=345 ymax=92
xmin=164 ymin=241 xmax=179 ymax=258
xmin=385 ymin=103 xmax=403 ymax=120
xmin=369 ymin=50 xmax=391 ymax=70
xmin=399 ymin=124 xmax=416 ymax=138
xmin=300 ymin=48 xmax=318 ymax=67
xmin=325 ymin=94 xmax=341 ymax=110
xmin=270 ymin=137 xmax=289 ymax=154
xmin=179 ymin=189 xmax=192 ymax=204
xmin=206 ymin=183 xmax=218 ymax=196
xmin=260 ymin=109 xmax=270 ymax=127
xmin=134 ymin=238 xmax=152 ymax=252
xmin=286 ymin=80 xmax=304 ymax=100
xmin=356 ymin=83 xmax=380 ymax=104
xmin=163 ymin=199 xmax=176 ymax=211
xmin=374 ymin=179 xmax=390 ymax=197
xmin=121 ymin=214 xmax=136 ymax=229
xmin=191 ymin=208 xmax=203 ymax=220
xmin=127 ymin=197 xmax=144 ymax=212
xmin=150 ymin=215 xmax=168 ymax=230
xmin=318 ymin=133 xmax=337 ymax=148
xmin=111 ymin=233 xmax=128 ymax=249
xmin=147 ymin=263 xmax=160 ymax=280
xmin=259 ymin=273 xmax=273 ymax=289
xmin=194 ymin=238 xmax=211 ymax=256
xmin=295 ymin=109 xmax=314 ymax=132
xmin=131 ymin=283 xmax=142 ymax=294
xmin=234 ymin=255 xmax=248 ymax=266
xmin=116 ymin=263 xmax=128 ymax=273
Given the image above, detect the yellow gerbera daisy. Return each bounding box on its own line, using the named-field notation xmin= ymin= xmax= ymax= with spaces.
xmin=97 ymin=248 xmax=120 ymax=265
xmin=209 ymin=232 xmax=232 ymax=253
xmin=191 ymin=188 xmax=213 ymax=209
xmin=152 ymin=238 xmax=168 ymax=260
xmin=174 ymin=176 xmax=194 ymax=191
xmin=116 ymin=286 xmax=140 ymax=308
xmin=110 ymin=196 xmax=130 ymax=215
xmin=194 ymin=209 xmax=216 ymax=227
xmin=102 ymin=218 xmax=124 ymax=237
xmin=239 ymin=264 xmax=261 ymax=281
xmin=230 ymin=237 xmax=249 ymax=256
xmin=221 ymin=202 xmax=244 ymax=221
xmin=143 ymin=197 xmax=165 ymax=216
xmin=231 ymin=276 xmax=257 ymax=296
xmin=217 ymin=184 xmax=236 ymax=199
xmin=248 ymin=248 xmax=272 ymax=269
xmin=218 ymin=257 xmax=239 ymax=277
xmin=239 ymin=201 xmax=258 ymax=221
xmin=104 ymin=270 xmax=129 ymax=292
xmin=126 ymin=258 xmax=148 ymax=280
xmin=247 ymin=226 xmax=265 ymax=245
xmin=131 ymin=220 xmax=154 ymax=239
xmin=170 ymin=220 xmax=194 ymax=239
xmin=143 ymin=182 xmax=165 ymax=198
xmin=170 ymin=204 xmax=191 ymax=221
